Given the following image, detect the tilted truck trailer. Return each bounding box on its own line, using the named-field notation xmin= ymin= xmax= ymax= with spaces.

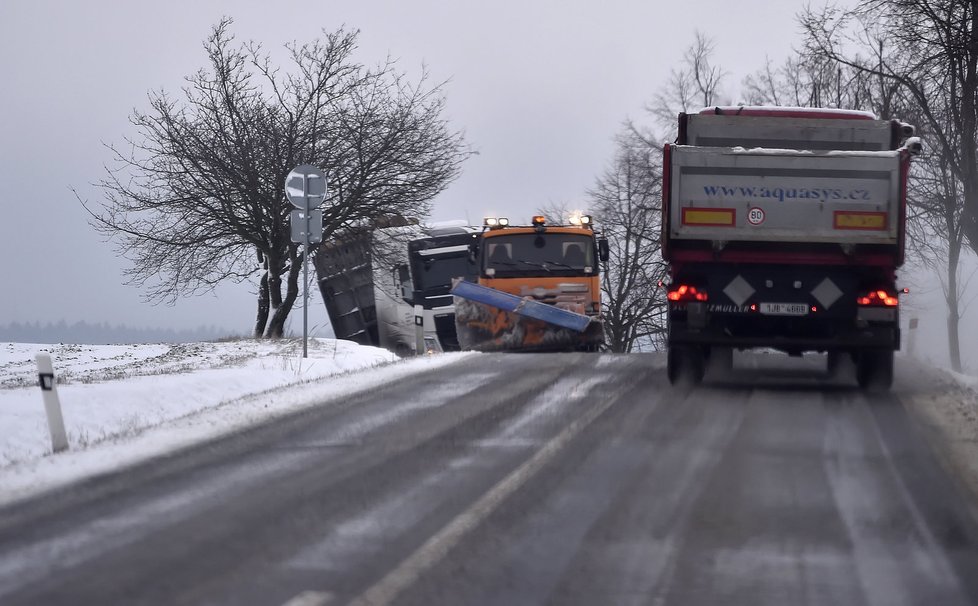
xmin=663 ymin=106 xmax=920 ymax=390
xmin=314 ymin=220 xmax=479 ymax=356
xmin=314 ymin=222 xmax=422 ymax=355
xmin=453 ymin=215 xmax=609 ymax=352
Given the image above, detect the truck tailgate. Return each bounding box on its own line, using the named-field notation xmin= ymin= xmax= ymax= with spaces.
xmin=668 ymin=146 xmax=903 ymax=245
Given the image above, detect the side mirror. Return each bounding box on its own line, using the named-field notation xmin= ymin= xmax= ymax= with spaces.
xmin=598 ymin=238 xmax=610 ymax=263
xmin=468 ymin=241 xmax=479 ymax=264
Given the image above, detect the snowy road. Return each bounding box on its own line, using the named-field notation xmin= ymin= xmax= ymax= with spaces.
xmin=1 ymin=352 xmax=977 ymax=605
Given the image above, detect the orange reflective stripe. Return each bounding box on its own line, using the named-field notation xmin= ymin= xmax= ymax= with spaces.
xmin=834 ymin=211 xmax=887 ymax=230
xmin=681 ymin=208 xmax=736 ymax=227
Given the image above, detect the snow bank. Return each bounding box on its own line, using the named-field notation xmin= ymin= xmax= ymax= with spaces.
xmin=0 ymin=339 xmax=471 ymax=504
xmin=901 ymin=361 xmax=978 ymax=507
xmin=946 ymin=369 xmax=978 ymax=391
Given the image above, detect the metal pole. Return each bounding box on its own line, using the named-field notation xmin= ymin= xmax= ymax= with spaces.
xmin=304 ymin=214 xmax=310 ymax=359
xmin=302 ymin=174 xmax=309 ymax=359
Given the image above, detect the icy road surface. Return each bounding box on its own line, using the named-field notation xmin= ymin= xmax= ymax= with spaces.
xmin=1 ymin=352 xmax=977 ymax=605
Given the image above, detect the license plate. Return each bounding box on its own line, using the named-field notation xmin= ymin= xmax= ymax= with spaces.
xmin=759 ymin=302 xmax=809 ymax=316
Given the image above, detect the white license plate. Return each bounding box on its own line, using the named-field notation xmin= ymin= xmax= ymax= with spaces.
xmin=759 ymin=302 xmax=809 ymax=316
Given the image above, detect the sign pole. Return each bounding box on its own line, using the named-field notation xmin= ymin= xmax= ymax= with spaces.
xmin=285 ymin=163 xmax=326 ymax=361
xmin=304 ymin=205 xmax=310 ymax=359
xmin=302 ymin=174 xmax=310 ymax=359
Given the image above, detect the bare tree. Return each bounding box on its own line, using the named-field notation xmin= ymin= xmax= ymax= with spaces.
xmin=84 ymin=19 xmax=470 ymax=338
xmin=606 ymin=33 xmax=730 ymax=350
xmin=801 ymin=0 xmax=978 ymax=254
xmin=742 ymin=57 xmax=789 ymax=106
xmin=581 ymin=33 xmax=727 ymax=351
xmin=649 ymin=32 xmax=728 ymax=129
xmin=588 ymin=125 xmax=668 ymax=352
xmin=742 ymin=54 xmax=887 ymax=110
xmin=800 ymin=1 xmax=978 ymax=368
xmin=905 ymin=116 xmax=977 ymax=371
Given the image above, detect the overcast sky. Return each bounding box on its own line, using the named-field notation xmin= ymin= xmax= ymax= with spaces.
xmin=15 ymin=0 xmax=971 ymax=358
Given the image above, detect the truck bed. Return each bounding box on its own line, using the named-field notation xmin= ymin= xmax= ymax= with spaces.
xmin=666 ymin=145 xmax=906 ymax=247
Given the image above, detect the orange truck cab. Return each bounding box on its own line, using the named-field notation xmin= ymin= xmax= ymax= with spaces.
xmin=453 ymin=215 xmax=608 ymax=352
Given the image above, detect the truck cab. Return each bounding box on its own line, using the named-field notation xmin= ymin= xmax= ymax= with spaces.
xmin=403 ymin=224 xmax=481 ymax=352
xmin=453 ymin=215 xmax=608 ymax=352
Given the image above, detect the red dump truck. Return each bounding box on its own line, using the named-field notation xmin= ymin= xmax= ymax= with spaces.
xmin=662 ymin=106 xmax=919 ymax=390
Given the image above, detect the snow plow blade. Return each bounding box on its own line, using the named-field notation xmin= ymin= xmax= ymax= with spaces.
xmin=451 ymin=280 xmax=602 ymax=352
xmin=452 ymin=281 xmax=590 ymax=331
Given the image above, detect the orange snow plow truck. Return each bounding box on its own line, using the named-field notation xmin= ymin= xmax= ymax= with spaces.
xmin=452 ymin=215 xmax=608 ymax=352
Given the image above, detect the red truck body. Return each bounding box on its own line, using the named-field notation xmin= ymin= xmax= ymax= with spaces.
xmin=662 ymin=106 xmax=918 ymax=390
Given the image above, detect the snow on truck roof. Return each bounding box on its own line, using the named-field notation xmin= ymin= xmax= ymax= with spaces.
xmin=722 ymin=146 xmax=910 ymax=158
xmin=698 ymin=106 xmax=877 ymax=120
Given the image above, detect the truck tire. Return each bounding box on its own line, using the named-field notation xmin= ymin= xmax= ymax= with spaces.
xmin=668 ymin=345 xmax=705 ymax=386
xmin=856 ymin=350 xmax=893 ymax=392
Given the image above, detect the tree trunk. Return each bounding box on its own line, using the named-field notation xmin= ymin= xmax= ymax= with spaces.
xmin=948 ymin=310 xmax=962 ymax=373
xmin=961 ymin=2 xmax=978 ymax=253
xmin=254 ymin=269 xmax=270 ymax=339
xmin=946 ymin=240 xmax=963 ymax=372
xmin=266 ymin=249 xmax=303 ymax=339
xmin=264 ymin=251 xmax=285 ymax=338
xmin=611 ymin=329 xmax=626 ymax=353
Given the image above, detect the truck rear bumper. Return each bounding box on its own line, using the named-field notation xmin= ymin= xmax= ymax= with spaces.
xmin=668 ymin=319 xmax=899 ymax=352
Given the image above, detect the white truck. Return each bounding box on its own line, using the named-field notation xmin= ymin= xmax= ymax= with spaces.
xmin=402 ymin=223 xmax=481 ymax=353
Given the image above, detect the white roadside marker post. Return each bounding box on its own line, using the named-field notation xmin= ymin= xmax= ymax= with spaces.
xmin=36 ymin=353 xmax=69 ymax=453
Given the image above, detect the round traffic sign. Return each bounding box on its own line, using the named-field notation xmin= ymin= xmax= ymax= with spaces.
xmin=285 ymin=164 xmax=327 ymax=210
xmin=747 ymin=207 xmax=765 ymax=225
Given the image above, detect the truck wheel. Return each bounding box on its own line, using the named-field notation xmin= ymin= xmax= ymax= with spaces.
xmin=668 ymin=346 xmax=705 ymax=386
xmin=856 ymin=350 xmax=893 ymax=392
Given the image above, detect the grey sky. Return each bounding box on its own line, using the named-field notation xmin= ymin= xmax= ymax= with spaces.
xmin=1 ymin=0 xmax=868 ymax=337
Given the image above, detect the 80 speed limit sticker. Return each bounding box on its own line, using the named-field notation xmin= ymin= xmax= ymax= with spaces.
xmin=747 ymin=207 xmax=765 ymax=225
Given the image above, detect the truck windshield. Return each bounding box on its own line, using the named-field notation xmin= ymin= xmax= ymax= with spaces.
xmin=483 ymin=233 xmax=595 ymax=276
xmin=415 ymin=254 xmax=476 ymax=291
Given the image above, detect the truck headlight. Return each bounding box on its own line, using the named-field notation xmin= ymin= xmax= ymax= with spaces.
xmin=423 ymin=337 xmax=441 ymax=354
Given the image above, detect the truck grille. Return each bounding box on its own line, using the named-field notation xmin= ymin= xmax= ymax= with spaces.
xmin=519 ymin=285 xmax=590 ymax=315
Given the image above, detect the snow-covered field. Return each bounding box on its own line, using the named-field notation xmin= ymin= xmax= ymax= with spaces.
xmin=0 ymin=339 xmax=470 ymax=505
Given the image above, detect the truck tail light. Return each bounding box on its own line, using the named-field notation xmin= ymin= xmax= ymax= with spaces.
xmin=857 ymin=289 xmax=899 ymax=307
xmin=667 ymin=284 xmax=708 ymax=302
